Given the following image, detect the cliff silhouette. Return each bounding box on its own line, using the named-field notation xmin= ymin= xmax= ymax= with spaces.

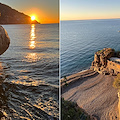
xmin=0 ymin=3 xmax=40 ymax=24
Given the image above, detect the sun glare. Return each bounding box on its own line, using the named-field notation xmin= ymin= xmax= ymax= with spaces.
xmin=31 ymin=16 xmax=35 ymax=21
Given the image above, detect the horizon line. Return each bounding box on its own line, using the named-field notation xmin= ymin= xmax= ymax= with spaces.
xmin=60 ymin=18 xmax=120 ymax=21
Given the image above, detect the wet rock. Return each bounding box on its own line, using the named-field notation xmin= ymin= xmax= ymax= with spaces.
xmin=0 ymin=26 xmax=10 ymax=55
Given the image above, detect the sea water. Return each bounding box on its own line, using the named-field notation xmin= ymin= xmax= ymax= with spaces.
xmin=0 ymin=24 xmax=59 ymax=119
xmin=61 ymin=19 xmax=120 ymax=77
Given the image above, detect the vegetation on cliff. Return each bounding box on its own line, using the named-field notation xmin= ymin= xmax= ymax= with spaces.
xmin=61 ymin=98 xmax=92 ymax=120
xmin=0 ymin=3 xmax=39 ymax=24
xmin=113 ymin=73 xmax=120 ymax=89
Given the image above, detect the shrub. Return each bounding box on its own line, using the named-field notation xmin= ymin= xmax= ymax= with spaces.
xmin=63 ymin=76 xmax=68 ymax=86
xmin=97 ymin=49 xmax=103 ymax=54
xmin=61 ymin=98 xmax=91 ymax=120
xmin=113 ymin=73 xmax=120 ymax=89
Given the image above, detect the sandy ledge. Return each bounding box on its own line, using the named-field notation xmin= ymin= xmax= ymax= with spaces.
xmin=61 ymin=69 xmax=119 ymax=120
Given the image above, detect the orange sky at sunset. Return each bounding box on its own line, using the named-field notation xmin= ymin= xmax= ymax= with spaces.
xmin=0 ymin=0 xmax=59 ymax=24
xmin=26 ymin=7 xmax=59 ymax=24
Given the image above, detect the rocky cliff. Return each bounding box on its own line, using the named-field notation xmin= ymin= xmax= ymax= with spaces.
xmin=0 ymin=3 xmax=39 ymax=24
xmin=91 ymin=48 xmax=118 ymax=75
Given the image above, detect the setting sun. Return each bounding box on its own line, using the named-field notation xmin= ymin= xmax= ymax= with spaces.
xmin=31 ymin=16 xmax=35 ymax=21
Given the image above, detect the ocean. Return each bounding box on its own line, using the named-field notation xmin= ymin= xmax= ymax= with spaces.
xmin=61 ymin=19 xmax=120 ymax=77
xmin=0 ymin=24 xmax=59 ymax=119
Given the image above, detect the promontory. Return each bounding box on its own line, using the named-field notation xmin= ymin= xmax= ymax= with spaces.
xmin=0 ymin=3 xmax=40 ymax=24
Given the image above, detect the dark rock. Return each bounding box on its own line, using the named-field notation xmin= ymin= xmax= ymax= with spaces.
xmin=94 ymin=54 xmax=100 ymax=63
xmin=102 ymin=71 xmax=109 ymax=75
xmin=0 ymin=3 xmax=40 ymax=24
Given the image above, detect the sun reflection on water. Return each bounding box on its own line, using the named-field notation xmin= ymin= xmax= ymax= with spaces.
xmin=29 ymin=24 xmax=36 ymax=49
xmin=25 ymin=53 xmax=40 ymax=63
xmin=23 ymin=24 xmax=40 ymax=63
xmin=30 ymin=41 xmax=35 ymax=49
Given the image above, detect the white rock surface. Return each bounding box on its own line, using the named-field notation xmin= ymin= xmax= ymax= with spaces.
xmin=0 ymin=25 xmax=10 ymax=55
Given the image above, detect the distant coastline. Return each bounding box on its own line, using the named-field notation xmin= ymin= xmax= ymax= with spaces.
xmin=0 ymin=2 xmax=40 ymax=24
xmin=0 ymin=22 xmax=40 ymax=25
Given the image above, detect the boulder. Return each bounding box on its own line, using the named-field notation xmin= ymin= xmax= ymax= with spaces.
xmin=0 ymin=26 xmax=10 ymax=55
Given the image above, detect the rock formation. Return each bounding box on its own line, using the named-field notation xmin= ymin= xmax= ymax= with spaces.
xmin=0 ymin=26 xmax=10 ymax=55
xmin=91 ymin=48 xmax=115 ymax=75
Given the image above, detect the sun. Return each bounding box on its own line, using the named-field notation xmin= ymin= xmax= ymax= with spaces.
xmin=31 ymin=16 xmax=35 ymax=21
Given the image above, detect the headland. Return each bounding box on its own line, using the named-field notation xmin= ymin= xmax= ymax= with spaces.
xmin=0 ymin=3 xmax=40 ymax=24
xmin=61 ymin=48 xmax=120 ymax=120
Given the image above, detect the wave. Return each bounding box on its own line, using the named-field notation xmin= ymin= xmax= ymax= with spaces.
xmin=0 ymin=82 xmax=59 ymax=120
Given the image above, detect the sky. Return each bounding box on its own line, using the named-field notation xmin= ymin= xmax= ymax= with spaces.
xmin=0 ymin=0 xmax=59 ymax=24
xmin=61 ymin=0 xmax=120 ymax=21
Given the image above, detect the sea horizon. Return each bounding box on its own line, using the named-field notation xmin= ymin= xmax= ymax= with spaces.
xmin=60 ymin=18 xmax=120 ymax=22
xmin=61 ymin=19 xmax=120 ymax=77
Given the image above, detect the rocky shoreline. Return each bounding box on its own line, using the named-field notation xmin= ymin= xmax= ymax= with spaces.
xmin=61 ymin=69 xmax=119 ymax=120
xmin=61 ymin=48 xmax=120 ymax=120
